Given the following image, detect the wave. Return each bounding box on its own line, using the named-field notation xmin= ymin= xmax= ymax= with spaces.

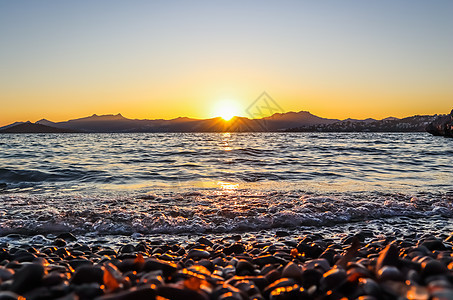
xmin=0 ymin=190 xmax=451 ymax=236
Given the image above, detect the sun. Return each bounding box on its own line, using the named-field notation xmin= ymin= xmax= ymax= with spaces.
xmin=213 ymin=100 xmax=241 ymax=121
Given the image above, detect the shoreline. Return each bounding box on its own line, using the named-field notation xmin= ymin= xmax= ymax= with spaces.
xmin=1 ymin=225 xmax=452 ymax=299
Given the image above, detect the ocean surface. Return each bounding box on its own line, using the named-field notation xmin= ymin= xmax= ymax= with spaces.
xmin=0 ymin=132 xmax=452 ymax=243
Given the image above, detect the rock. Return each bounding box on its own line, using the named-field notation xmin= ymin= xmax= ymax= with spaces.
xmin=157 ymin=285 xmax=208 ymax=300
xmin=377 ymin=266 xmax=404 ymax=282
xmin=187 ymin=249 xmax=210 ymax=260
xmin=10 ymin=263 xmax=45 ymax=294
xmin=320 ymin=268 xmax=347 ymax=291
xmin=56 ymin=233 xmax=77 ymax=241
xmin=421 ymin=260 xmax=448 ymax=279
xmin=268 ymin=283 xmax=308 ymax=300
xmin=281 ymin=262 xmax=302 ymax=280
xmin=144 ymin=258 xmax=177 ymax=277
xmin=419 ymin=239 xmax=447 ymax=251
xmin=376 ymin=244 xmax=399 ymax=271
xmin=223 ymin=243 xmax=245 ymax=255
xmin=96 ymin=287 xmax=157 ymax=300
xmin=300 ymin=269 xmax=323 ymax=288
xmin=196 ymin=237 xmax=214 ymax=247
xmin=119 ymin=244 xmax=135 ymax=254
xmin=236 ymin=259 xmax=255 ymax=276
xmin=71 ymin=266 xmax=104 ymax=285
xmin=263 ymin=278 xmax=297 ymax=298
xmin=0 ymin=291 xmax=22 ymax=300
xmin=54 ymin=238 xmax=67 ymax=247
xmin=0 ymin=267 xmax=14 ymax=281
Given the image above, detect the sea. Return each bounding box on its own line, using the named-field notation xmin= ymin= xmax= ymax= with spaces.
xmin=0 ymin=132 xmax=452 ymax=246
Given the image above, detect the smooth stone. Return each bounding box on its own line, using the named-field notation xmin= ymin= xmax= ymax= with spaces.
xmin=0 ymin=268 xmax=14 ymax=281
xmin=304 ymin=258 xmax=331 ymax=272
xmin=10 ymin=263 xmax=45 ymax=294
xmin=253 ymin=255 xmax=285 ymax=266
xmin=377 ymin=266 xmax=404 ymax=282
xmin=376 ymin=244 xmax=399 ymax=270
xmin=359 ymin=278 xmax=381 ymax=296
xmin=196 ymin=237 xmax=214 ymax=247
xmin=74 ymin=283 xmax=104 ymax=299
xmin=0 ymin=291 xmax=21 ymax=300
xmin=300 ymin=269 xmax=323 ymax=288
xmin=320 ymin=268 xmax=347 ymax=291
xmin=54 ymin=238 xmax=67 ymax=247
xmin=187 ymin=249 xmax=210 ymax=260
xmin=420 ymin=239 xmax=447 ymax=251
xmin=225 ymin=276 xmax=269 ymax=291
xmin=119 ymin=244 xmax=135 ymax=254
xmin=42 ymin=272 xmax=67 ymax=286
xmin=157 ymin=285 xmax=208 ymax=300
xmin=144 ymin=258 xmax=177 ymax=277
xmin=421 ymin=260 xmax=448 ymax=278
xmin=56 ymin=233 xmax=77 ymax=241
xmin=68 ymin=258 xmax=93 ymax=269
xmin=263 ymin=278 xmax=297 ymax=298
xmin=71 ymin=266 xmax=104 ymax=285
xmin=95 ymin=287 xmax=157 ymax=300
xmin=236 ymin=259 xmax=255 ymax=276
xmin=223 ymin=243 xmax=245 ymax=255
xmin=264 ymin=269 xmax=281 ymax=284
xmin=281 ymin=262 xmax=302 ymax=280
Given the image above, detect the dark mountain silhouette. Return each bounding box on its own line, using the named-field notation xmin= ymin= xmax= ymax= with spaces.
xmin=31 ymin=111 xmax=339 ymax=132
xmin=0 ymin=111 xmax=444 ymax=133
xmin=0 ymin=122 xmax=80 ymax=133
xmin=0 ymin=121 xmax=25 ymax=131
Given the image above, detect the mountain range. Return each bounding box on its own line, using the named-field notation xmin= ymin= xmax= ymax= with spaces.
xmin=0 ymin=111 xmax=444 ymax=133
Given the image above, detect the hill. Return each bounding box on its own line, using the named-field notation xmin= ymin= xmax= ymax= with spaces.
xmin=0 ymin=122 xmax=81 ymax=133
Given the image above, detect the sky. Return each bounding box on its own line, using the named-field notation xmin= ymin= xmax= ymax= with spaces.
xmin=0 ymin=0 xmax=452 ymax=126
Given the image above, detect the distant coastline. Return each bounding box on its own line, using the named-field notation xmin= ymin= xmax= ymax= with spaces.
xmin=0 ymin=111 xmax=447 ymax=134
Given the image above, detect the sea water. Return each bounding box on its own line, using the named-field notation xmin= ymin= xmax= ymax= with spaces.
xmin=0 ymin=132 xmax=452 ymax=242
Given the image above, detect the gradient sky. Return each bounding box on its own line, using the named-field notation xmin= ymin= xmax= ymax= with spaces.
xmin=1 ymin=0 xmax=452 ymax=126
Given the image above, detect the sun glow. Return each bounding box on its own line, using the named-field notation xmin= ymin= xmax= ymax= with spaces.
xmin=213 ymin=100 xmax=242 ymax=121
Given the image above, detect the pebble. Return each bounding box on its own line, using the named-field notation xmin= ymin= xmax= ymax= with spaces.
xmin=0 ymin=232 xmax=450 ymax=299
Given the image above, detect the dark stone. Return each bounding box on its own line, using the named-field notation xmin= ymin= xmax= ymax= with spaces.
xmin=71 ymin=266 xmax=104 ymax=285
xmin=300 ymin=268 xmax=323 ymax=288
xmin=421 ymin=260 xmax=448 ymax=279
xmin=0 ymin=291 xmax=21 ymax=300
xmin=253 ymin=255 xmax=286 ymax=266
xmin=296 ymin=242 xmax=323 ymax=259
xmin=10 ymin=263 xmax=45 ymax=294
xmin=196 ymin=237 xmax=214 ymax=247
xmin=377 ymin=266 xmax=404 ymax=282
xmin=263 ymin=278 xmax=297 ymax=298
xmin=54 ymin=238 xmax=67 ymax=247
xmin=144 ymin=258 xmax=177 ymax=277
xmin=157 ymin=285 xmax=208 ymax=300
xmin=236 ymin=259 xmax=256 ymax=276
xmin=420 ymin=239 xmax=447 ymax=251
xmin=56 ymin=233 xmax=77 ymax=241
xmin=275 ymin=231 xmax=290 ymax=237
xmin=376 ymin=244 xmax=399 ymax=271
xmin=225 ymin=276 xmax=269 ymax=291
xmin=223 ymin=243 xmax=245 ymax=255
xmin=187 ymin=249 xmax=210 ymax=260
xmin=320 ymin=268 xmax=347 ymax=291
xmin=96 ymin=287 xmax=157 ymax=300
xmin=119 ymin=244 xmax=135 ymax=254
xmin=68 ymin=258 xmax=93 ymax=270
